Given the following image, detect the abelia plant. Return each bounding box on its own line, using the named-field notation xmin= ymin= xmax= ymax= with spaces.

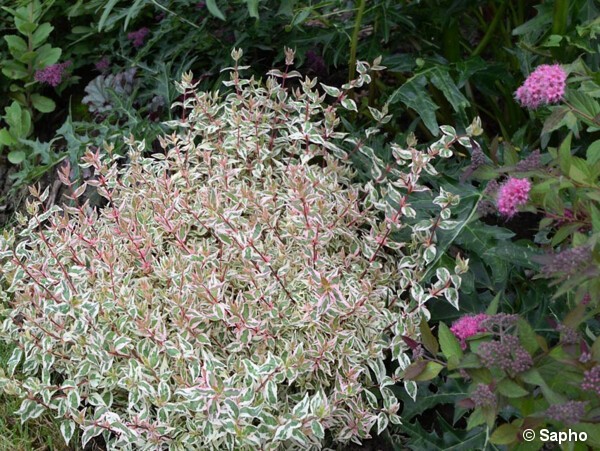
xmin=0 ymin=49 xmax=469 ymax=450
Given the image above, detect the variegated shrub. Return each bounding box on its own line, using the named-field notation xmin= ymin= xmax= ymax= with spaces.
xmin=0 ymin=49 xmax=472 ymax=450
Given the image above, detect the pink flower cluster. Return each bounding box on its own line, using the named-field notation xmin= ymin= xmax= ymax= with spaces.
xmin=451 ymin=314 xmax=489 ymax=349
xmin=34 ymin=61 xmax=72 ymax=87
xmin=515 ymin=64 xmax=567 ymax=109
xmin=127 ymin=27 xmax=150 ymax=48
xmin=497 ymin=177 xmax=531 ymax=218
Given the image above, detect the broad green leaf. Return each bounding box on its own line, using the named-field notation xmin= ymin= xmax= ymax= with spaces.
xmin=0 ymin=128 xmax=18 ymax=147
xmin=438 ymin=322 xmax=463 ymax=362
xmin=1 ymin=60 xmax=28 ymax=79
xmin=8 ymin=150 xmax=26 ymax=164
xmin=587 ymin=139 xmax=600 ymax=165
xmin=34 ymin=44 xmax=61 ymax=68
xmin=30 ymin=94 xmax=56 ymax=113
xmin=517 ymin=318 xmax=539 ymax=354
xmin=4 ymin=35 xmax=28 ymax=56
xmin=490 ymin=423 xmax=519 ymax=445
xmin=496 ymin=378 xmax=529 ymax=398
xmin=5 ymin=101 xmax=23 ymax=135
xmin=32 ymin=23 xmax=53 ymax=47
xmin=412 ymin=361 xmax=444 ymax=381
xmin=429 ymin=66 xmax=469 ymax=113
xmin=388 ymin=74 xmax=439 ymax=135
xmin=206 ymin=0 xmax=226 ymax=20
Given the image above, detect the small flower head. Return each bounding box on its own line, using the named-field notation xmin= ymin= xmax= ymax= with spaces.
xmin=515 ymin=64 xmax=567 ymax=109
xmin=34 ymin=61 xmax=72 ymax=87
xmin=127 ymin=27 xmax=150 ymax=48
xmin=545 ymin=401 xmax=587 ymax=425
xmin=497 ymin=177 xmax=531 ymax=218
xmin=477 ymin=335 xmax=533 ymax=374
xmin=451 ymin=314 xmax=489 ymax=349
xmin=95 ymin=56 xmax=110 ymax=73
xmin=581 ymin=365 xmax=600 ymax=396
xmin=471 ymin=383 xmax=496 ymax=408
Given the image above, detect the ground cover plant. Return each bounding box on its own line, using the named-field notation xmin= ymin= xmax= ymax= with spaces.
xmin=0 ymin=0 xmax=599 ymax=450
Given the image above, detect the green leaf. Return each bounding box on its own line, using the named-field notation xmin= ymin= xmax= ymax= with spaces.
xmin=32 ymin=23 xmax=53 ymax=47
xmin=428 ymin=66 xmax=469 ymax=113
xmin=5 ymin=101 xmax=23 ymax=135
xmin=34 ymin=44 xmax=61 ymax=68
xmin=485 ymin=292 xmax=501 ymax=315
xmin=517 ymin=318 xmax=539 ymax=354
xmin=0 ymin=128 xmax=18 ymax=147
xmin=490 ymin=423 xmax=519 ymax=445
xmin=558 ymin=132 xmax=572 ymax=174
xmin=496 ymin=378 xmax=529 ymax=398
xmin=412 ymin=361 xmax=444 ymax=381
xmin=438 ymin=322 xmax=463 ymax=363
xmin=4 ymin=35 xmax=28 ymax=56
xmin=1 ymin=60 xmax=28 ymax=79
xmin=30 ymin=94 xmax=56 ymax=113
xmin=8 ymin=150 xmax=27 ymax=164
xmin=206 ymin=0 xmax=226 ymax=20
xmin=420 ymin=317 xmax=439 ymax=355
xmin=245 ymin=0 xmax=259 ymax=19
xmin=388 ymin=74 xmax=439 ymax=135
xmin=97 ymin=0 xmax=119 ymax=31
xmin=587 ymin=139 xmax=600 ymax=165
xmin=466 ymin=407 xmax=485 ymax=430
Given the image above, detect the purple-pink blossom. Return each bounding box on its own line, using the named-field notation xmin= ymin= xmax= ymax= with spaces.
xmin=515 ymin=64 xmax=567 ymax=109
xmin=34 ymin=61 xmax=72 ymax=87
xmin=451 ymin=314 xmax=489 ymax=349
xmin=127 ymin=27 xmax=150 ymax=48
xmin=95 ymin=56 xmax=110 ymax=73
xmin=497 ymin=177 xmax=531 ymax=218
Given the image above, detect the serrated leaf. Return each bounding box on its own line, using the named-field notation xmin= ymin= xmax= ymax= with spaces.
xmin=388 ymin=74 xmax=439 ymax=135
xmin=517 ymin=318 xmax=539 ymax=354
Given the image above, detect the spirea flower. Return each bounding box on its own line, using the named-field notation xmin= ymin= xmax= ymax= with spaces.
xmin=515 ymin=64 xmax=567 ymax=109
xmin=34 ymin=61 xmax=72 ymax=87
xmin=581 ymin=365 xmax=600 ymax=396
xmin=127 ymin=27 xmax=150 ymax=48
xmin=545 ymin=401 xmax=587 ymax=425
xmin=471 ymin=383 xmax=496 ymax=408
xmin=477 ymin=335 xmax=533 ymax=374
xmin=542 ymin=246 xmax=591 ymax=276
xmin=515 ymin=149 xmax=541 ymax=172
xmin=451 ymin=314 xmax=489 ymax=349
xmin=497 ymin=177 xmax=531 ymax=218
